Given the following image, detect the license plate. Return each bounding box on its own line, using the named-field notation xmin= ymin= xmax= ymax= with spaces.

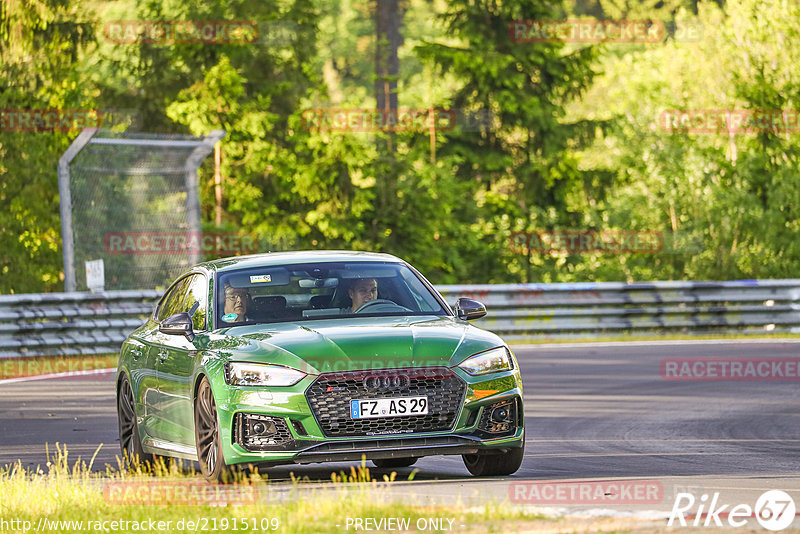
xmin=350 ymin=396 xmax=428 ymax=419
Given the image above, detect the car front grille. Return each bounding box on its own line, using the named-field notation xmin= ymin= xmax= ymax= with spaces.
xmin=305 ymin=367 xmax=466 ymax=438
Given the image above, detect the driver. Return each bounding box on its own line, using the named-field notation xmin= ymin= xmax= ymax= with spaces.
xmin=222 ymin=283 xmax=249 ymax=322
xmin=349 ymin=278 xmax=378 ymax=312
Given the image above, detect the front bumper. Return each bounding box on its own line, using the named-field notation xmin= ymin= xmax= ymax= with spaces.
xmin=281 ymin=431 xmax=522 ymax=465
xmin=214 ymin=366 xmax=524 ymax=467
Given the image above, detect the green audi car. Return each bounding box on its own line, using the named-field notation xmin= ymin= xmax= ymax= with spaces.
xmin=116 ymin=251 xmax=525 ymax=480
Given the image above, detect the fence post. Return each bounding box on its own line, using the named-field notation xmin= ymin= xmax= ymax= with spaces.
xmin=58 ymin=128 xmax=98 ymax=292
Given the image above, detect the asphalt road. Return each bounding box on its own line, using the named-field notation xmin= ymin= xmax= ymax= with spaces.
xmin=2 ymin=340 xmax=799 ymax=515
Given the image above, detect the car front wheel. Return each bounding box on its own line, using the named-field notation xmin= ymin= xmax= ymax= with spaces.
xmin=462 ymin=440 xmax=525 ymax=476
xmin=195 ymin=376 xmax=231 ymax=482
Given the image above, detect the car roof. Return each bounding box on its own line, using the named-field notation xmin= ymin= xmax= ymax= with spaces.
xmin=197 ymin=250 xmax=405 ymax=273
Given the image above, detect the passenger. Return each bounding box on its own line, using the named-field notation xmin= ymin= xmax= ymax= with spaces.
xmin=222 ymin=283 xmax=249 ymax=322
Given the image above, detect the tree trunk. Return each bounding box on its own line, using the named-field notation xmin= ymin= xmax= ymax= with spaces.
xmin=375 ymin=0 xmax=402 ymax=117
xmin=372 ymin=0 xmax=403 ymax=246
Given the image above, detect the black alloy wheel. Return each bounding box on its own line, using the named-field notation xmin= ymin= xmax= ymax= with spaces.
xmin=117 ymin=375 xmax=153 ymax=467
xmin=195 ymin=376 xmax=230 ymax=481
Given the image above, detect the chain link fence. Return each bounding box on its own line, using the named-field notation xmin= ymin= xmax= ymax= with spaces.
xmin=58 ymin=128 xmax=224 ymax=292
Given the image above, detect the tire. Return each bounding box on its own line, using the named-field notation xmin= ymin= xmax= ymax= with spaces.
xmin=463 ymin=440 xmax=525 ymax=476
xmin=372 ymin=457 xmax=418 ymax=468
xmin=195 ymin=376 xmax=231 ymax=482
xmin=117 ymin=375 xmax=153 ymax=468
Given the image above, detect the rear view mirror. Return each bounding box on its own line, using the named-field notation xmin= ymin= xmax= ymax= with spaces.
xmin=298 ymin=277 xmax=339 ymax=289
xmin=159 ymin=312 xmax=195 ymax=341
xmin=455 ymin=298 xmax=487 ymax=320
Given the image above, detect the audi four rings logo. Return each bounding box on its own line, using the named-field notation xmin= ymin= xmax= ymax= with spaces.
xmin=363 ymin=374 xmax=411 ymax=391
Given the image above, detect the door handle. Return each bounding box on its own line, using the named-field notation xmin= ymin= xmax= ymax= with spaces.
xmin=158 ymin=349 xmax=169 ymax=363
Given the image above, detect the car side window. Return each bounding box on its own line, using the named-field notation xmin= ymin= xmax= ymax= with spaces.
xmin=155 ymin=283 xmax=178 ymax=321
xmin=154 ymin=292 xmax=168 ymax=321
xmin=158 ymin=276 xmax=191 ymax=321
xmin=183 ymin=274 xmax=208 ymax=331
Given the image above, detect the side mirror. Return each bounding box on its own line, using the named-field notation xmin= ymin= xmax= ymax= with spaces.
xmin=159 ymin=312 xmax=195 ymax=342
xmin=455 ymin=297 xmax=487 ymax=321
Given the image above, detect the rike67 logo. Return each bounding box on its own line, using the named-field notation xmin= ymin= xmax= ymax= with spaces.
xmin=669 ymin=490 xmax=796 ymax=531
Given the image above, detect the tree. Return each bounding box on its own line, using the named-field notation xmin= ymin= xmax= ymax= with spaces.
xmin=574 ymin=0 xmax=800 ymax=281
xmin=416 ymin=0 xmax=600 ymax=282
xmin=0 ymin=0 xmax=98 ymax=293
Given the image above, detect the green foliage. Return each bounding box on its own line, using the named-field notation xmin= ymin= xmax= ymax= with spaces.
xmin=0 ymin=0 xmax=99 ymax=293
xmin=416 ymin=0 xmax=601 ymax=282
xmin=3 ymin=0 xmax=800 ymax=293
xmin=574 ymin=0 xmax=800 ymax=281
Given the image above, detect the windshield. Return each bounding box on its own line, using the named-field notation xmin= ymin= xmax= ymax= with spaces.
xmin=214 ymin=261 xmax=448 ymax=328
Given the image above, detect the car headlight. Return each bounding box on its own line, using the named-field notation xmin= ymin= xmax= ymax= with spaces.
xmin=457 ymin=347 xmax=514 ymax=376
xmin=225 ymin=363 xmax=306 ymax=386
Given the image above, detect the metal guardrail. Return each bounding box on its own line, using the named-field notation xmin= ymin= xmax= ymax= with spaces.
xmin=0 ymin=290 xmax=161 ymax=358
xmin=2 ymin=280 xmax=799 ymax=358
xmin=439 ymin=280 xmax=800 ymax=341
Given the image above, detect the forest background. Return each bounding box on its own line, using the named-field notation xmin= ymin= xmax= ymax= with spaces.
xmin=3 ymin=0 xmax=798 ymax=293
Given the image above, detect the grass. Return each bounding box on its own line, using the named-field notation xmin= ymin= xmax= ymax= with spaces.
xmin=0 ymin=444 xmax=557 ymax=534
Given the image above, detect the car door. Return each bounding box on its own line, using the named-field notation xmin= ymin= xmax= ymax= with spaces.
xmin=152 ymin=274 xmax=208 ymax=447
xmin=120 ymin=333 xmax=151 ymax=433
xmin=146 ymin=275 xmax=193 ymax=444
xmin=134 ymin=282 xmax=184 ymax=440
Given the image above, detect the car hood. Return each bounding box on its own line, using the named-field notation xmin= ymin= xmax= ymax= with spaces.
xmin=204 ymin=315 xmax=503 ymax=374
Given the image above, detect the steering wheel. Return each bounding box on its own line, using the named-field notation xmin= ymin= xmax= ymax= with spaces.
xmin=354 ymin=299 xmax=412 ymax=314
